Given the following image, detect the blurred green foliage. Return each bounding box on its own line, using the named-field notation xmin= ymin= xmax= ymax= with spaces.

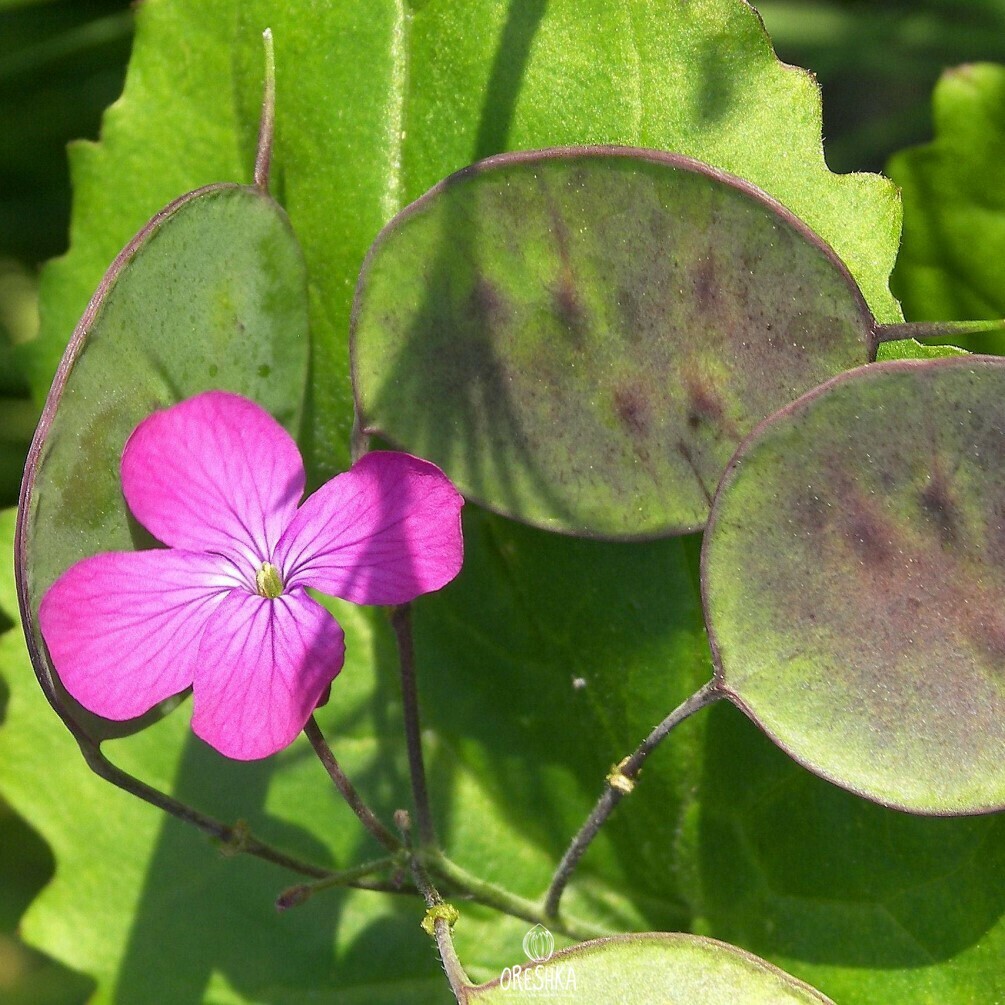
xmin=760 ymin=0 xmax=1005 ymax=172
xmin=888 ymin=61 xmax=1005 ymax=358
xmin=1 ymin=0 xmax=132 ymax=265
xmin=0 ymin=0 xmax=132 ymax=522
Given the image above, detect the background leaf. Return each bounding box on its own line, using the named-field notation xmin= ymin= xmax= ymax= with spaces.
xmin=758 ymin=0 xmax=1005 ymax=174
xmin=0 ymin=0 xmax=132 ymax=264
xmin=889 ymin=61 xmax=1005 ymax=354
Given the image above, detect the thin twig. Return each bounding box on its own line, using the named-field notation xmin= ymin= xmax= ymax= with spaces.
xmin=82 ymin=743 xmax=332 ymax=878
xmin=276 ymin=854 xmax=401 ymax=909
xmin=427 ymin=851 xmax=606 ymax=943
xmin=390 ymin=604 xmax=437 ymax=847
xmin=543 ymin=679 xmax=722 ymax=918
xmin=303 ymin=716 xmax=401 ymax=853
xmin=253 ymin=28 xmax=276 ymax=191
xmin=873 ymin=318 xmax=1005 ymax=347
xmin=403 ymin=820 xmax=471 ymax=1003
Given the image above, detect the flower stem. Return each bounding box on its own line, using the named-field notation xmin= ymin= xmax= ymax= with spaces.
xmin=427 ymin=851 xmax=606 ymax=943
xmin=390 ymin=604 xmax=438 ymax=848
xmin=543 ymin=679 xmax=722 ymax=918
xmin=303 ymin=716 xmax=401 ymax=854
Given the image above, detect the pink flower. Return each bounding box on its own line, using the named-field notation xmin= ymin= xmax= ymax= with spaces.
xmin=39 ymin=391 xmax=464 ymax=760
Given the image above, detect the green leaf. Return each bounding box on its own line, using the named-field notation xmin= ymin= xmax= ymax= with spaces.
xmin=702 ymin=356 xmax=1005 ymax=813
xmin=30 ymin=0 xmax=902 ymax=480
xmin=890 ymin=61 xmax=1005 ymax=319
xmin=467 ymin=933 xmax=833 ymax=1004
xmin=353 ymin=147 xmax=875 ymax=537
xmin=0 ymin=508 xmax=18 ymax=621
xmin=889 ymin=62 xmax=1005 ymax=354
xmin=418 ymin=510 xmax=710 ymax=967
xmin=876 ymin=337 xmax=968 ymax=362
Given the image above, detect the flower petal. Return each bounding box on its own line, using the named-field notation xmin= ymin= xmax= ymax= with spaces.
xmin=275 ymin=451 xmax=464 ymax=605
xmin=121 ymin=391 xmax=305 ymax=566
xmin=191 ymin=588 xmax=345 ymax=760
xmin=39 ymin=550 xmax=237 ymax=720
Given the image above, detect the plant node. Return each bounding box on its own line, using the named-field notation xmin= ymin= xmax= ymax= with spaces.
xmin=606 ymin=756 xmax=637 ymax=794
xmin=421 ymin=902 xmax=460 ymax=937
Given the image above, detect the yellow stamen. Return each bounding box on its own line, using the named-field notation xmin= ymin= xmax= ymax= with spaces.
xmin=256 ymin=562 xmax=284 ymax=599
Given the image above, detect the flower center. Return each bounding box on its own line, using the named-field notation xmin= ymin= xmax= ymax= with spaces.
xmin=255 ymin=562 xmax=284 ymax=599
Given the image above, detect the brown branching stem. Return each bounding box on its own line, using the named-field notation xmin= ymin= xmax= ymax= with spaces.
xmin=543 ymin=679 xmax=722 ymax=918
xmin=78 ymin=742 xmax=332 ymax=878
xmin=391 ymin=604 xmax=438 ymax=847
xmin=303 ymin=716 xmax=401 ymax=854
xmin=396 ymin=811 xmax=471 ymax=1002
xmin=873 ymin=318 xmax=1005 ymax=347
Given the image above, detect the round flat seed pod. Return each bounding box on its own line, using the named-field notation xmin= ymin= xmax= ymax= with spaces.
xmin=468 ymin=933 xmax=833 ymax=1004
xmin=351 ymin=146 xmax=877 ymax=538
xmin=702 ymin=356 xmax=1005 ymax=813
